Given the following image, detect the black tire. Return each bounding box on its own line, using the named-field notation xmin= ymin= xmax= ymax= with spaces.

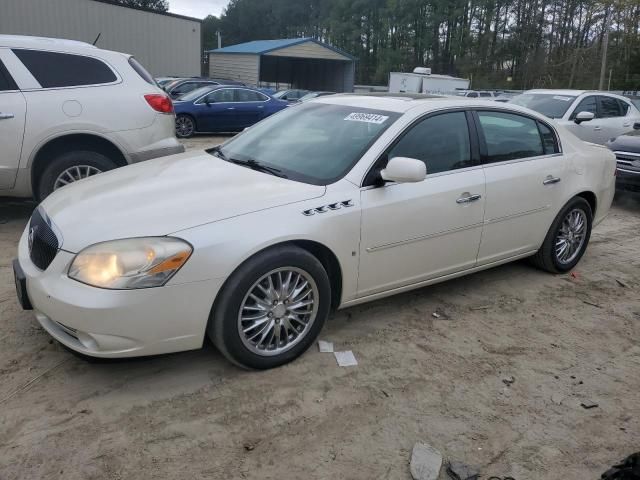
xmin=209 ymin=245 xmax=331 ymax=370
xmin=37 ymin=150 xmax=117 ymax=201
xmin=175 ymin=114 xmax=196 ymax=138
xmin=530 ymin=196 xmax=593 ymax=273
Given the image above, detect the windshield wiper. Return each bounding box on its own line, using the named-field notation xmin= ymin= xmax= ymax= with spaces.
xmin=229 ymin=158 xmax=288 ymax=179
xmin=207 ymin=145 xmax=228 ymax=161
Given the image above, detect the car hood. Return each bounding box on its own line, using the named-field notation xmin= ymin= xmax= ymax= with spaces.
xmin=41 ymin=151 xmax=326 ymax=252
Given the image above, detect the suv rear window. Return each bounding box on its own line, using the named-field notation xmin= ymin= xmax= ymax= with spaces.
xmin=128 ymin=57 xmax=155 ymax=85
xmin=13 ymin=49 xmax=117 ymax=88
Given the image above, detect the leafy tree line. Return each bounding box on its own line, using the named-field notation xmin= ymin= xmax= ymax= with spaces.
xmin=112 ymin=0 xmax=169 ymax=12
xmin=206 ymin=0 xmax=639 ymax=90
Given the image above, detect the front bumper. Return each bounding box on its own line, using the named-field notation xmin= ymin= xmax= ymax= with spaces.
xmin=17 ymin=229 xmax=223 ymax=358
xmin=616 ymin=168 xmax=640 ymax=194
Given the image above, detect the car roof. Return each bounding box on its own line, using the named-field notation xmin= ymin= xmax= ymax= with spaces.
xmin=313 ymin=93 xmax=550 ymax=116
xmin=1 ymin=34 xmax=98 ymax=52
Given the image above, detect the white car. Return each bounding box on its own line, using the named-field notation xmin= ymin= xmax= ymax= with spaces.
xmin=510 ymin=89 xmax=640 ymax=145
xmin=14 ymin=95 xmax=616 ymax=369
xmin=456 ymin=90 xmax=497 ymax=99
xmin=0 ymin=35 xmax=184 ymax=200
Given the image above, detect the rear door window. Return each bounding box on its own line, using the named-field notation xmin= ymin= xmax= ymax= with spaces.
xmin=598 ymin=96 xmax=623 ymax=118
xmin=13 ymin=49 xmax=117 ymax=88
xmin=477 ymin=111 xmax=544 ymax=162
xmin=538 ymin=122 xmax=560 ymax=154
xmin=235 ymin=89 xmax=267 ymax=102
xmin=617 ymin=99 xmax=630 ymax=115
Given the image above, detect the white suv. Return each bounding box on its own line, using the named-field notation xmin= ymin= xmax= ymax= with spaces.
xmin=511 ymin=89 xmax=640 ymax=145
xmin=0 ymin=35 xmax=184 ymax=200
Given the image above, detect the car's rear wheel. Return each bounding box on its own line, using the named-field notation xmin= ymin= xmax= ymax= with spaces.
xmin=531 ymin=196 xmax=593 ymax=273
xmin=209 ymin=245 xmax=331 ymax=369
xmin=175 ymin=114 xmax=195 ymax=138
xmin=37 ymin=150 xmax=117 ymax=201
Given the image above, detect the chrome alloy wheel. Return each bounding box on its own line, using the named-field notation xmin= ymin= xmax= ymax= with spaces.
xmin=54 ymin=165 xmax=102 ymax=190
xmin=555 ymin=208 xmax=587 ymax=264
xmin=238 ymin=267 xmax=319 ymax=356
xmin=175 ymin=115 xmax=194 ymax=137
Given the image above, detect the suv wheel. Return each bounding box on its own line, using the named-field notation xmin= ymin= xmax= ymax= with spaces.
xmin=209 ymin=245 xmax=331 ymax=369
xmin=531 ymin=196 xmax=593 ymax=273
xmin=37 ymin=150 xmax=117 ymax=201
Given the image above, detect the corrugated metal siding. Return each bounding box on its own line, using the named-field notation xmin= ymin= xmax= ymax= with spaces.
xmin=265 ymin=41 xmax=350 ymax=61
xmin=0 ymin=0 xmax=201 ymax=76
xmin=209 ymin=54 xmax=259 ymax=86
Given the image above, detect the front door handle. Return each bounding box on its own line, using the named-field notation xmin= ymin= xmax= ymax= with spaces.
xmin=456 ymin=193 xmax=482 ymax=204
xmin=593 ymin=126 xmax=602 ymax=131
xmin=226 ymin=107 xmax=236 ymax=110
xmin=0 ymin=113 xmax=15 ymax=120
xmin=543 ymin=176 xmax=562 ymax=185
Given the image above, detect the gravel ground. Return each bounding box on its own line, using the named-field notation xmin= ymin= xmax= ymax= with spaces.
xmin=1 ymin=147 xmax=639 ymax=479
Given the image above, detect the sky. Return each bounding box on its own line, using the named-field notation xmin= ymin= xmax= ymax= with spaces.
xmin=169 ymin=0 xmax=229 ymax=19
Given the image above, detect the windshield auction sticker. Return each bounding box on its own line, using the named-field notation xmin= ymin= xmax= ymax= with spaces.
xmin=553 ymin=96 xmax=573 ymax=101
xmin=344 ymin=112 xmax=389 ymax=124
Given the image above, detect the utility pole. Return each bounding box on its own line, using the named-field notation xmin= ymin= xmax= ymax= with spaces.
xmin=217 ymin=31 xmax=222 ymax=49
xmin=598 ymin=6 xmax=610 ymax=90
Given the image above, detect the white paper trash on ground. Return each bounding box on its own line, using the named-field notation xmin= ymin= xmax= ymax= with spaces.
xmin=318 ymin=340 xmax=334 ymax=353
xmin=334 ymin=351 xmax=358 ymax=367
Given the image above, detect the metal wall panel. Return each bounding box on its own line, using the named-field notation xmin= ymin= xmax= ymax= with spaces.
xmin=265 ymin=41 xmax=351 ymax=61
xmin=208 ymin=53 xmax=259 ymax=86
xmin=0 ymin=0 xmax=201 ymax=76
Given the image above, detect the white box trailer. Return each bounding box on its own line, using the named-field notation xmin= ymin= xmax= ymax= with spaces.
xmin=389 ymin=68 xmax=470 ymax=95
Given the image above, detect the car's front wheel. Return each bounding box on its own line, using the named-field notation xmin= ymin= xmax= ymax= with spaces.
xmin=175 ymin=114 xmax=195 ymax=138
xmin=209 ymin=245 xmax=331 ymax=369
xmin=531 ymin=196 xmax=593 ymax=273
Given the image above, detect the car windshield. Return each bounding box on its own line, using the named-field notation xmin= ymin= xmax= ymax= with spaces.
xmin=176 ymin=86 xmax=215 ymax=102
xmin=209 ymin=103 xmax=401 ymax=185
xmin=272 ymin=91 xmax=288 ymax=99
xmin=510 ymin=93 xmax=577 ymax=119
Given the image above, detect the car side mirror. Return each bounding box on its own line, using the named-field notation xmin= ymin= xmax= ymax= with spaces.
xmin=634 ymin=122 xmax=640 ymax=130
xmin=380 ymin=157 xmax=426 ymax=184
xmin=574 ymin=111 xmax=595 ymax=124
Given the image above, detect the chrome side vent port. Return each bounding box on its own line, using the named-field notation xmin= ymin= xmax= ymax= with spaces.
xmin=302 ymin=209 xmax=315 ymax=216
xmin=327 ymin=203 xmax=342 ymax=210
xmin=341 ymin=200 xmax=354 ymax=208
xmin=315 ymin=206 xmax=328 ymax=214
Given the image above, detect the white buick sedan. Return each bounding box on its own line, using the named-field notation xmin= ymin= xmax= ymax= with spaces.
xmin=14 ymin=95 xmax=616 ymax=369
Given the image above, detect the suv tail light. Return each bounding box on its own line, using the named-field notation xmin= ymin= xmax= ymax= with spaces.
xmin=144 ymin=94 xmax=174 ymax=114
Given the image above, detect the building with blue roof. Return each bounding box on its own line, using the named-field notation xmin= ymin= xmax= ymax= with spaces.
xmin=208 ymin=38 xmax=355 ymax=93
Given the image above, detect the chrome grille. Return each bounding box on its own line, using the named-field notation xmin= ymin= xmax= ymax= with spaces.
xmin=28 ymin=209 xmax=59 ymax=271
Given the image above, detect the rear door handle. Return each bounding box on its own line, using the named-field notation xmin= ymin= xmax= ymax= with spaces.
xmin=456 ymin=193 xmax=482 ymax=204
xmin=593 ymin=126 xmax=602 ymax=131
xmin=543 ymin=176 xmax=562 ymax=185
xmin=226 ymin=107 xmax=235 ymax=110
xmin=0 ymin=113 xmax=15 ymax=120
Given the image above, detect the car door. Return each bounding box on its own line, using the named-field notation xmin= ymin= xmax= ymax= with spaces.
xmin=358 ymin=110 xmax=486 ymax=297
xmin=475 ymin=110 xmax=566 ymax=264
xmin=233 ymin=89 xmax=269 ymax=128
xmin=0 ymin=58 xmax=26 ymax=190
xmin=563 ymin=95 xmax=607 ymax=144
xmin=195 ymin=88 xmax=237 ymax=132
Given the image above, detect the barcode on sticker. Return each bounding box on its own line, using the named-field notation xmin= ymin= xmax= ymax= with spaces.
xmin=344 ymin=113 xmax=389 ymax=124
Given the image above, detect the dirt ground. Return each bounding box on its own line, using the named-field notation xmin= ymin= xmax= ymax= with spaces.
xmin=1 ymin=141 xmax=639 ymax=479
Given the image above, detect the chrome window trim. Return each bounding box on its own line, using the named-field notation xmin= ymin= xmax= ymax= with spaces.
xmin=10 ymin=48 xmax=122 ymax=91
xmin=194 ymin=87 xmax=270 ymax=105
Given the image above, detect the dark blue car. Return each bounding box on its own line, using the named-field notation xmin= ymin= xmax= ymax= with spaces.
xmin=173 ymin=85 xmax=289 ymax=138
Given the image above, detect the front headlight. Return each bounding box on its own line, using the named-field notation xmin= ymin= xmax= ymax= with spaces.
xmin=68 ymin=237 xmax=192 ymax=289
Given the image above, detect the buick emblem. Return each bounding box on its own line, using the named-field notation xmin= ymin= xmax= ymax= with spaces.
xmin=28 ymin=225 xmax=37 ymax=252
